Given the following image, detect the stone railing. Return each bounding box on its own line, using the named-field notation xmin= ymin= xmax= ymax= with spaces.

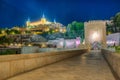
xmin=0 ymin=49 xmax=87 ymax=80
xmin=101 ymin=49 xmax=120 ymax=79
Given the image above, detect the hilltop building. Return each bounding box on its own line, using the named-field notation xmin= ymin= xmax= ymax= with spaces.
xmin=25 ymin=14 xmax=66 ymax=34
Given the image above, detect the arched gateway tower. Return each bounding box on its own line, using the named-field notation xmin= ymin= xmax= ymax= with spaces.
xmin=84 ymin=20 xmax=107 ymax=49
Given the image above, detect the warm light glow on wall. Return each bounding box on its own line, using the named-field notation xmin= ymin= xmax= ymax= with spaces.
xmin=41 ymin=43 xmax=46 ymax=48
xmin=55 ymin=29 xmax=58 ymax=32
xmin=90 ymin=31 xmax=101 ymax=43
xmin=2 ymin=30 xmax=5 ymax=34
xmin=45 ymin=27 xmax=50 ymax=32
xmin=92 ymin=32 xmax=98 ymax=40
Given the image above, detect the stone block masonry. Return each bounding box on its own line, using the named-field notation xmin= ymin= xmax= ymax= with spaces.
xmin=0 ymin=49 xmax=87 ymax=80
xmin=102 ymin=49 xmax=120 ymax=79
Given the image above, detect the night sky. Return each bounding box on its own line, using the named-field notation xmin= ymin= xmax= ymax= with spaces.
xmin=0 ymin=0 xmax=120 ymax=28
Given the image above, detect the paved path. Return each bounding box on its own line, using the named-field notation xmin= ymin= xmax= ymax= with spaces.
xmin=8 ymin=50 xmax=116 ymax=80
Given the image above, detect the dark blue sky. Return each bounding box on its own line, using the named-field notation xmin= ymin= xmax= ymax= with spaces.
xmin=0 ymin=0 xmax=120 ymax=28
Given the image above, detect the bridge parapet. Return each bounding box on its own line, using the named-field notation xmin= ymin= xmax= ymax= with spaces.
xmin=0 ymin=49 xmax=87 ymax=80
xmin=102 ymin=49 xmax=120 ymax=79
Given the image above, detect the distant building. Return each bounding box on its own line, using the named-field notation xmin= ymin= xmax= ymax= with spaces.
xmin=9 ymin=14 xmax=66 ymax=45
xmin=26 ymin=14 xmax=66 ymax=34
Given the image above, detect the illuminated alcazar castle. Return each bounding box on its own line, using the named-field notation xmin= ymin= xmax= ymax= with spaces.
xmin=25 ymin=14 xmax=66 ymax=34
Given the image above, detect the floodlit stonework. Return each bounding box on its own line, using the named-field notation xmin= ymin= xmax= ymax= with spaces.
xmin=102 ymin=49 xmax=120 ymax=79
xmin=84 ymin=20 xmax=107 ymax=49
xmin=8 ymin=50 xmax=116 ymax=80
xmin=0 ymin=49 xmax=87 ymax=80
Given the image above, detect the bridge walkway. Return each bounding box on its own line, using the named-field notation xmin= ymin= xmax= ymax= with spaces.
xmin=8 ymin=50 xmax=116 ymax=80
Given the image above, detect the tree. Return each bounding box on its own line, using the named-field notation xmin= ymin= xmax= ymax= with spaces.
xmin=67 ymin=21 xmax=84 ymax=41
xmin=107 ymin=12 xmax=120 ymax=46
xmin=112 ymin=12 xmax=120 ymax=32
xmin=106 ymin=22 xmax=113 ymax=35
xmin=106 ymin=12 xmax=120 ymax=34
xmin=0 ymin=36 xmax=14 ymax=44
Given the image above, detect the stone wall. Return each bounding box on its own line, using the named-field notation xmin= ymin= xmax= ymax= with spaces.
xmin=21 ymin=46 xmax=39 ymax=54
xmin=0 ymin=49 xmax=87 ymax=80
xmin=101 ymin=49 xmax=120 ymax=79
xmin=84 ymin=20 xmax=107 ymax=49
xmin=21 ymin=46 xmax=83 ymax=53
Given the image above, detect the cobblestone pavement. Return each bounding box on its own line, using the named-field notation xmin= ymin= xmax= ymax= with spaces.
xmin=8 ymin=50 xmax=116 ymax=80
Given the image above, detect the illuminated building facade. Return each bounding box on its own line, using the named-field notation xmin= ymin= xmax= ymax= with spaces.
xmin=7 ymin=15 xmax=66 ymax=46
xmin=26 ymin=14 xmax=66 ymax=34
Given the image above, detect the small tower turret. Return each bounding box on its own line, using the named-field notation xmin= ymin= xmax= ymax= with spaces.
xmin=26 ymin=18 xmax=30 ymax=27
xmin=54 ymin=19 xmax=56 ymax=24
xmin=41 ymin=13 xmax=47 ymax=25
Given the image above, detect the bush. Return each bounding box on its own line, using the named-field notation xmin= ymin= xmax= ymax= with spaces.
xmin=0 ymin=50 xmax=16 ymax=55
xmin=115 ymin=46 xmax=120 ymax=53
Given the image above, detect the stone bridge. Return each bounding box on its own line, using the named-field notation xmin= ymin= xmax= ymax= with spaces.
xmin=0 ymin=49 xmax=120 ymax=80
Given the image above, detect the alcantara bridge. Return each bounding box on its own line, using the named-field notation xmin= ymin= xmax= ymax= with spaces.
xmin=0 ymin=49 xmax=119 ymax=80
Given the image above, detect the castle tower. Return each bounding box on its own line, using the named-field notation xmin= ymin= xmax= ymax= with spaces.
xmin=26 ymin=18 xmax=30 ymax=27
xmin=54 ymin=19 xmax=56 ymax=24
xmin=41 ymin=14 xmax=47 ymax=25
xmin=84 ymin=20 xmax=107 ymax=49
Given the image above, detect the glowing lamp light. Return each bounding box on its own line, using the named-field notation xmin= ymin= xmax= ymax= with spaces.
xmin=46 ymin=28 xmax=50 ymax=31
xmin=15 ymin=43 xmax=17 ymax=46
xmin=60 ymin=28 xmax=63 ymax=32
xmin=18 ymin=43 xmax=22 ymax=47
xmin=55 ymin=29 xmax=58 ymax=32
xmin=63 ymin=29 xmax=66 ymax=33
xmin=28 ymin=44 xmax=32 ymax=46
xmin=10 ymin=43 xmax=13 ymax=46
xmin=2 ymin=30 xmax=5 ymax=34
xmin=41 ymin=43 xmax=46 ymax=48
xmin=92 ymin=32 xmax=99 ymax=41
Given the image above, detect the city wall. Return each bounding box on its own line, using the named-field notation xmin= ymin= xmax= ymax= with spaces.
xmin=101 ymin=49 xmax=120 ymax=79
xmin=0 ymin=49 xmax=87 ymax=80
